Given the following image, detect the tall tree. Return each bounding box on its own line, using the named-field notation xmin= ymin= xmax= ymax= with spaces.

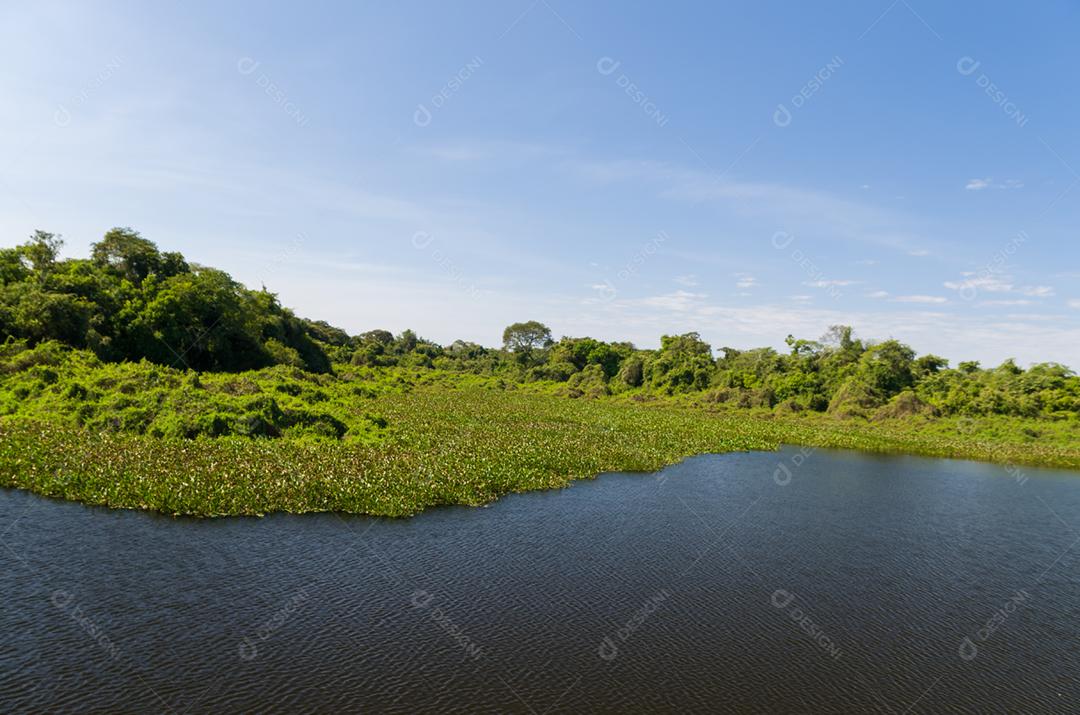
xmin=502 ymin=321 xmax=553 ymax=353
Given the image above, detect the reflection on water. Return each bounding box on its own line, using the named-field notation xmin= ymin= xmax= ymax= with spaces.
xmin=2 ymin=447 xmax=1079 ymax=713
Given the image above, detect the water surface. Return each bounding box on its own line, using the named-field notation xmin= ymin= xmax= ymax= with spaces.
xmin=3 ymin=447 xmax=1079 ymax=713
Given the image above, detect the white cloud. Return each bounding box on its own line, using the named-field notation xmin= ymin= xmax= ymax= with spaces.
xmin=866 ymin=290 xmax=889 ymax=299
xmin=410 ymin=141 xmax=559 ymax=163
xmin=945 ymin=275 xmax=1010 ymax=293
xmin=1068 ymin=300 xmax=1080 ymax=310
xmin=908 ymin=249 xmax=930 ymax=257
xmin=418 ymin=145 xmax=488 ymax=162
xmin=892 ymin=295 xmax=947 ymax=304
xmin=639 ymin=290 xmax=707 ymax=312
xmin=965 ymin=177 xmax=1024 ymax=191
xmin=735 ymin=273 xmax=758 ymax=289
xmin=804 ymin=279 xmax=858 ymax=288
xmin=674 ymin=274 xmax=698 ymax=287
xmin=945 ymin=274 xmax=1054 ymax=298
xmin=1003 ymin=313 xmax=1057 ymax=322
xmin=980 ymin=299 xmax=1033 ymax=306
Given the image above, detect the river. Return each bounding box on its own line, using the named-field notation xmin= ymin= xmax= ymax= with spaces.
xmin=2 ymin=447 xmax=1078 ymax=713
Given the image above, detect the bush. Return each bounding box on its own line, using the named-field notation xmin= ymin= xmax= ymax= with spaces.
xmin=563 ymin=364 xmax=609 ymax=399
xmin=827 ymin=377 xmax=883 ymax=418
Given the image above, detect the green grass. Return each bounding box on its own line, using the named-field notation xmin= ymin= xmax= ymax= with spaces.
xmin=2 ymin=375 xmax=1079 ymax=517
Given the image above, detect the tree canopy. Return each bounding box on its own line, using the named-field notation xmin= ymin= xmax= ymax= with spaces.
xmin=0 ymin=229 xmax=328 ymax=372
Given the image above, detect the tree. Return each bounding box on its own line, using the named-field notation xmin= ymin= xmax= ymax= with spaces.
xmin=858 ymin=340 xmax=915 ymax=395
xmin=303 ymin=320 xmax=351 ymax=347
xmin=397 ymin=329 xmax=419 ymax=353
xmin=91 ymin=227 xmax=174 ymax=285
xmin=822 ymin=325 xmax=856 ymax=351
xmin=0 ymin=282 xmax=93 ymax=345
xmin=502 ymin=321 xmax=553 ymax=353
xmin=358 ymin=329 xmax=394 ymax=346
xmin=646 ymin=332 xmax=715 ymax=393
xmin=22 ymin=231 xmax=63 ymax=278
xmin=550 ymin=337 xmax=628 ymax=378
xmin=449 ymin=340 xmax=485 ymax=358
xmin=0 ymin=248 xmax=31 ymax=286
xmin=502 ymin=321 xmax=553 ymax=366
xmin=129 ymin=268 xmax=265 ymax=371
xmin=914 ymin=354 xmax=949 ymax=376
xmin=617 ymin=356 xmax=644 ymax=387
xmin=785 ymin=334 xmax=822 ymax=357
xmin=996 ymin=359 xmax=1023 ymax=376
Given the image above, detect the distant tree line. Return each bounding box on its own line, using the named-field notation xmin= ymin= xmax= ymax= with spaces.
xmin=2 ymin=229 xmax=1078 ymax=419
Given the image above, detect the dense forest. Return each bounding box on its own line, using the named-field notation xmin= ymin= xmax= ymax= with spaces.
xmin=2 ymin=229 xmax=1078 ymax=427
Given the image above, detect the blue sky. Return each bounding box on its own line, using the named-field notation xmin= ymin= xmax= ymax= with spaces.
xmin=3 ymin=1 xmax=1079 ymax=366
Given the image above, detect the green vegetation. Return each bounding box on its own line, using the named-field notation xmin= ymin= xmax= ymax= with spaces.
xmin=1 ymin=229 xmax=1078 ymax=516
xmin=0 ymin=228 xmax=329 ymax=373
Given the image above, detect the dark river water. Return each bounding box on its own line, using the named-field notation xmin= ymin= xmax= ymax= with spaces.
xmin=3 ymin=447 xmax=1080 ymax=713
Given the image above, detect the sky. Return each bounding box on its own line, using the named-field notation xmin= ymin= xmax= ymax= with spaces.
xmin=2 ymin=0 xmax=1079 ymax=367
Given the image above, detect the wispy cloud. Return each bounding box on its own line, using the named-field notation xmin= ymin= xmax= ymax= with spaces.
xmin=965 ymin=177 xmax=1024 ymax=191
xmin=639 ymin=290 xmax=707 ymax=312
xmin=980 ymin=299 xmax=1033 ymax=306
xmin=735 ymin=273 xmax=758 ymax=289
xmin=892 ymin=295 xmax=947 ymax=304
xmin=409 ymin=141 xmax=563 ymax=163
xmin=944 ymin=274 xmax=1054 ymax=297
xmin=570 ymin=158 xmax=941 ymax=257
xmin=805 ymin=279 xmax=859 ymax=288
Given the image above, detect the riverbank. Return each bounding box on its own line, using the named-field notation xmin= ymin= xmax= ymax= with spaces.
xmin=2 ymin=383 xmax=1078 ymax=517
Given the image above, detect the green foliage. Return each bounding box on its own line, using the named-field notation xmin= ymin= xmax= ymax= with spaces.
xmin=562 ymin=364 xmax=610 ymax=399
xmin=646 ymin=333 xmax=715 ymax=393
xmin=0 ymin=229 xmax=330 ymax=373
xmin=858 ymin=340 xmax=916 ymax=394
xmin=527 ymin=360 xmax=578 ymax=382
xmin=91 ymin=227 xmax=187 ymax=285
xmin=616 ymin=356 xmax=644 ymax=388
xmin=502 ymin=320 xmax=553 ymax=366
xmin=0 ymin=340 xmax=387 ymax=443
xmin=502 ymin=320 xmax=552 ymax=352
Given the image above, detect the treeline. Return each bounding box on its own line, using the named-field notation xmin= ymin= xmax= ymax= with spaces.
xmin=0 ymin=229 xmax=329 ymax=373
xmin=2 ymin=230 xmax=1078 ymax=420
xmin=338 ymin=321 xmax=1079 ymax=420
